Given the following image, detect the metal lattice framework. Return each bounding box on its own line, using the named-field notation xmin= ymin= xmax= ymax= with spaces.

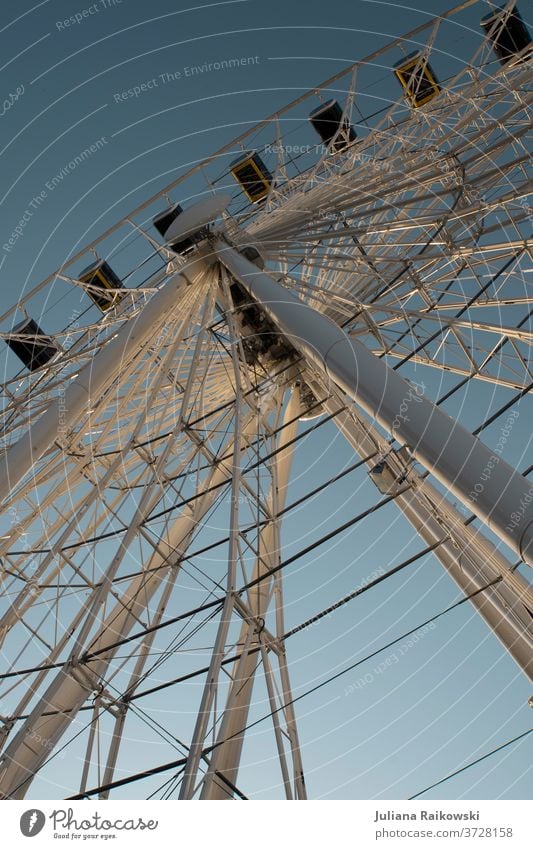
xmin=0 ymin=0 xmax=531 ymax=799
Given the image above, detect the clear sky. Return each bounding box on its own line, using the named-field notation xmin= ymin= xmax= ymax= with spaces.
xmin=0 ymin=0 xmax=532 ymax=800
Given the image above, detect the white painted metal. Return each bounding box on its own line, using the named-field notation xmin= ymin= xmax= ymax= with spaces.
xmin=0 ymin=258 xmax=209 ymax=507
xmin=0 ymin=0 xmax=531 ymax=800
xmin=215 ymin=241 xmax=533 ymax=568
xmin=0 ymin=287 xmax=209 ymax=646
xmin=0 ymin=408 xmax=261 ymax=799
xmin=163 ymin=194 xmax=231 ymax=244
xmin=178 ymin=315 xmax=247 ymax=800
xmin=199 ymin=389 xmax=306 ymax=799
xmin=317 ymin=392 xmax=533 ymax=679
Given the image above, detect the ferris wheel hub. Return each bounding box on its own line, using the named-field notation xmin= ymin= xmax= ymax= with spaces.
xmin=163 ymin=194 xmax=231 ymax=245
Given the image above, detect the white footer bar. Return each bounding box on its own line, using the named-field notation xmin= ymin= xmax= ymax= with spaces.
xmin=2 ymin=799 xmax=531 ymax=848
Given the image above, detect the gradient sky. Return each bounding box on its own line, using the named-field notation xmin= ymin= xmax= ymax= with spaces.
xmin=0 ymin=0 xmax=532 ymax=801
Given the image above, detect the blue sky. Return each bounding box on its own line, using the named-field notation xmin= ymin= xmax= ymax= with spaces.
xmin=0 ymin=0 xmax=532 ymax=800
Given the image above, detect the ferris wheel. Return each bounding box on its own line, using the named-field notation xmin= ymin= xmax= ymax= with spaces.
xmin=0 ymin=0 xmax=532 ymax=800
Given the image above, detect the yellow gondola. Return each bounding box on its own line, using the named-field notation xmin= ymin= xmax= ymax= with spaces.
xmin=393 ymin=52 xmax=441 ymax=108
xmin=79 ymin=259 xmax=124 ymax=312
xmin=230 ymin=152 xmax=272 ymax=203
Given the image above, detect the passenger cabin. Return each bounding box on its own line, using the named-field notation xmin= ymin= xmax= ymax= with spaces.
xmin=153 ymin=204 xmax=197 ymax=255
xmin=6 ymin=317 xmax=58 ymax=371
xmin=79 ymin=260 xmax=124 ymax=312
xmin=230 ymin=152 xmax=272 ymax=203
xmin=153 ymin=203 xmax=183 ymax=239
xmin=309 ymin=99 xmax=357 ymax=153
xmin=393 ymin=52 xmax=441 ymax=108
xmin=481 ymin=6 xmax=532 ymax=65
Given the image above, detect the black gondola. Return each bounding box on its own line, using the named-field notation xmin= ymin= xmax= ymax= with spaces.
xmin=481 ymin=6 xmax=532 ymax=65
xmin=153 ymin=204 xmax=184 ymax=239
xmin=153 ymin=204 xmax=198 ymax=255
xmin=5 ymin=317 xmax=58 ymax=371
xmin=309 ymin=99 xmax=357 ymax=153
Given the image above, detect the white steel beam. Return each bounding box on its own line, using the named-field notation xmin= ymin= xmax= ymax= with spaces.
xmin=177 ymin=324 xmax=246 ymax=800
xmin=0 ymin=410 xmax=260 ymax=799
xmin=0 ymin=258 xmax=209 ymax=508
xmin=320 ymin=392 xmax=533 ymax=680
xmin=214 ymin=240 xmax=533 ymax=569
xmin=200 ymin=389 xmax=305 ymax=799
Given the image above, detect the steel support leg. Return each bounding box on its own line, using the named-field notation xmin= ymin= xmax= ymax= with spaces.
xmin=0 ymin=411 xmax=259 ymax=798
xmin=324 ymin=393 xmax=533 ymax=680
xmin=199 ymin=390 xmax=306 ymax=799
